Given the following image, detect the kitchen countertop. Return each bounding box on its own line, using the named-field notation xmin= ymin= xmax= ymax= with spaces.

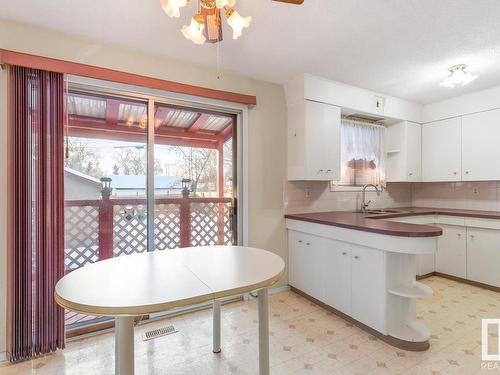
xmin=371 ymin=206 xmax=500 ymax=220
xmin=285 ymin=207 xmax=500 ymax=238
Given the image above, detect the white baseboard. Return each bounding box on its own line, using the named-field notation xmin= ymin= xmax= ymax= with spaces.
xmin=0 ymin=351 xmax=7 ymax=363
xmin=243 ymin=284 xmax=291 ymax=300
xmin=269 ymin=285 xmax=291 ymax=295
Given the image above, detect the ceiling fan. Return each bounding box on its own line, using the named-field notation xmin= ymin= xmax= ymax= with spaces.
xmin=161 ymin=0 xmax=304 ymax=45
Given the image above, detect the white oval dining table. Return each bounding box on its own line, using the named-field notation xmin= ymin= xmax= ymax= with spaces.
xmin=54 ymin=246 xmax=285 ymax=375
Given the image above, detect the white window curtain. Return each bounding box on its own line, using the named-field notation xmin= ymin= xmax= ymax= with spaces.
xmin=338 ymin=119 xmax=385 ymax=186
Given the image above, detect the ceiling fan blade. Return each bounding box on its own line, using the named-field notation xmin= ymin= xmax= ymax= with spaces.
xmin=272 ymin=0 xmax=304 ymax=4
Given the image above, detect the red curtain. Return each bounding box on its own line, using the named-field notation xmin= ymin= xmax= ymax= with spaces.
xmin=7 ymin=66 xmax=65 ymax=362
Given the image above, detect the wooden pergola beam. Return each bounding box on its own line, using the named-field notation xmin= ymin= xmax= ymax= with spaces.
xmin=68 ymin=118 xmax=219 ymax=149
xmin=69 ymin=117 xmax=225 ymax=141
xmin=187 ymin=113 xmax=210 ymax=133
xmin=220 ymin=123 xmax=233 ymax=142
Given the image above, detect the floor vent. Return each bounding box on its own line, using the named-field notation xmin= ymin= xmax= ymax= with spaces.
xmin=142 ymin=325 xmax=178 ymax=341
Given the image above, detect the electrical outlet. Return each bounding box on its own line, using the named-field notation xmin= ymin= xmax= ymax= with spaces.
xmin=472 ymin=187 xmax=479 ymax=195
xmin=305 ymin=187 xmax=311 ymax=199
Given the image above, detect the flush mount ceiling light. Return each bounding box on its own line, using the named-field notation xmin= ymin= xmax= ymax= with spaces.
xmin=440 ymin=64 xmax=477 ymax=88
xmin=160 ymin=0 xmax=304 ymax=44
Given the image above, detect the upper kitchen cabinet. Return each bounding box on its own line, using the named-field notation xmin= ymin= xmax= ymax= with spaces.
xmin=422 ymin=117 xmax=462 ymax=182
xmin=285 ymin=74 xmax=422 ymax=181
xmin=462 ymin=109 xmax=500 ymax=181
xmin=386 ymin=121 xmax=422 ymax=182
xmin=287 ymin=100 xmax=341 ymax=181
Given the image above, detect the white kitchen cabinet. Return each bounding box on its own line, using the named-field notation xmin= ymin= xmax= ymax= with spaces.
xmin=467 ymin=227 xmax=500 ymax=288
xmin=286 ymin=218 xmax=434 ymax=345
xmin=290 ymin=236 xmax=386 ymax=333
xmin=462 ymin=109 xmax=500 ymax=181
xmin=435 ymin=225 xmax=467 ymax=278
xmin=287 ymin=100 xmax=341 ymax=181
xmin=322 ymin=239 xmax=351 ymax=315
xmin=287 ymin=230 xmax=306 ymax=292
xmin=350 ymin=244 xmax=386 ymax=333
xmin=386 ymin=121 xmax=421 ymax=182
xmin=422 ymin=118 xmax=462 ymax=182
xmin=386 ymin=215 xmax=436 ymax=276
xmin=287 ymin=230 xmax=324 ymax=300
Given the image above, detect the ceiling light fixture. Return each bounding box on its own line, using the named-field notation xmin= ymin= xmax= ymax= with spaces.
xmin=440 ymin=64 xmax=477 ymax=88
xmin=160 ymin=0 xmax=188 ymax=18
xmin=160 ymin=0 xmax=252 ymax=44
xmin=225 ymin=8 xmax=252 ymax=39
xmin=181 ymin=15 xmax=207 ymax=44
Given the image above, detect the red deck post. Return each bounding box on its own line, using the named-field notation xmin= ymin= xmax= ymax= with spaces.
xmin=98 ymin=197 xmax=114 ymax=260
xmin=217 ymin=142 xmax=225 ymax=244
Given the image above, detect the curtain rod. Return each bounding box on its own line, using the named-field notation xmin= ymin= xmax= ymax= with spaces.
xmin=341 ymin=116 xmax=386 ymax=128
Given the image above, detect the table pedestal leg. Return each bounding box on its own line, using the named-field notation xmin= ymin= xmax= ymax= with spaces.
xmin=213 ymin=300 xmax=221 ymax=353
xmin=258 ymin=288 xmax=270 ymax=375
xmin=115 ymin=316 xmax=135 ymax=375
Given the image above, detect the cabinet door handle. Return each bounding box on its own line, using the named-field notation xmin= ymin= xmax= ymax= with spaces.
xmin=353 ymin=255 xmax=360 ymax=259
xmin=317 ymin=169 xmax=324 ymax=174
xmin=453 ymin=171 xmax=457 ymax=175
xmin=342 ymin=252 xmax=347 ymax=255
xmin=298 ymin=240 xmax=303 ymax=243
xmin=457 ymin=233 xmax=461 ymax=239
xmin=470 ymin=234 xmax=474 ymax=240
xmin=306 ymin=242 xmax=311 ymax=246
xmin=326 ymin=169 xmax=332 ymax=173
xmin=409 ymin=172 xmax=413 ymax=176
xmin=465 ymin=171 xmax=470 ymax=175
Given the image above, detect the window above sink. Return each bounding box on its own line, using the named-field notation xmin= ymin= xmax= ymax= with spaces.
xmin=331 ymin=117 xmax=386 ymax=191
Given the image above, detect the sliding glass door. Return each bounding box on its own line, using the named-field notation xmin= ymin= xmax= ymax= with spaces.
xmin=63 ymin=85 xmax=237 ymax=334
xmin=153 ymin=103 xmax=235 ymax=251
xmin=63 ymin=90 xmax=149 ymax=330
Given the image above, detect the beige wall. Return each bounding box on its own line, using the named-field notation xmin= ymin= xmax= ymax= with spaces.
xmin=284 ymin=181 xmax=412 ymax=214
xmin=0 ymin=19 xmax=287 ymax=353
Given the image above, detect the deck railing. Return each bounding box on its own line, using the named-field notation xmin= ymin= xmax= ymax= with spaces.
xmin=64 ymin=196 xmax=233 ymax=272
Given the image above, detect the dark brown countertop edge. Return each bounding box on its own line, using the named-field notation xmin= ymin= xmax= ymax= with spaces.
xmin=285 ymin=207 xmax=500 ymax=238
xmin=284 ymin=214 xmax=442 ymax=238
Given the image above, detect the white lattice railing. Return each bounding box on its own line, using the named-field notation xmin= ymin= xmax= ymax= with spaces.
xmin=64 ymin=197 xmax=233 ymax=272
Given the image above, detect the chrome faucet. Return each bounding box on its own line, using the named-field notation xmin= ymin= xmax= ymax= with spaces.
xmin=361 ymin=184 xmax=381 ymax=212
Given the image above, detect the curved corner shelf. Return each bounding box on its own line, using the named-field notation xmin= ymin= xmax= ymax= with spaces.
xmin=388 ymin=282 xmax=433 ymax=299
xmin=390 ymin=320 xmax=430 ymax=342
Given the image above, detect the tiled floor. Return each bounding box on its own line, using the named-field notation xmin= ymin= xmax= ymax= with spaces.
xmin=1 ymin=276 xmax=500 ymax=374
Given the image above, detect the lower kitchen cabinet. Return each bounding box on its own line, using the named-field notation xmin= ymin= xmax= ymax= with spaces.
xmin=350 ymin=244 xmax=386 ymax=333
xmin=391 ymin=215 xmax=500 ymax=289
xmin=288 ymin=230 xmax=324 ymax=300
xmin=288 ymin=230 xmax=386 ymax=333
xmin=323 ymin=239 xmax=351 ymax=315
xmin=435 ymin=225 xmax=467 ymax=278
xmin=467 ymin=227 xmax=500 ymax=288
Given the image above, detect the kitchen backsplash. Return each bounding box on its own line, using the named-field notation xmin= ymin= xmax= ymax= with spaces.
xmin=284 ymin=181 xmax=500 ymax=214
xmin=412 ymin=182 xmax=499 ymax=211
xmin=284 ymin=181 xmax=412 ymax=214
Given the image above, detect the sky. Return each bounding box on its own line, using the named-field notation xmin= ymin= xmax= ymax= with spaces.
xmin=75 ymin=137 xmax=184 ymax=176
